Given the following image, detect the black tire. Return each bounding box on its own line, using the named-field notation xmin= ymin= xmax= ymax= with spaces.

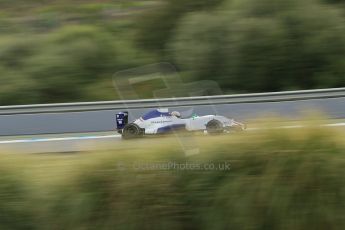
xmin=122 ymin=123 xmax=142 ymax=139
xmin=206 ymin=119 xmax=224 ymax=135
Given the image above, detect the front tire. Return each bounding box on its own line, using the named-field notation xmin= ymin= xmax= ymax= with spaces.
xmin=122 ymin=123 xmax=143 ymax=139
xmin=206 ymin=119 xmax=224 ymax=135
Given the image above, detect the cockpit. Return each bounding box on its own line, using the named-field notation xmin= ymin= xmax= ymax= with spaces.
xmin=141 ymin=109 xmax=181 ymax=120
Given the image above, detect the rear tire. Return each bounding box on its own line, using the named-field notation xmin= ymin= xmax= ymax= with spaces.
xmin=206 ymin=119 xmax=224 ymax=135
xmin=122 ymin=123 xmax=143 ymax=139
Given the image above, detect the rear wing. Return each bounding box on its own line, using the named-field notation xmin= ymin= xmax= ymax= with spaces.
xmin=116 ymin=112 xmax=128 ymax=130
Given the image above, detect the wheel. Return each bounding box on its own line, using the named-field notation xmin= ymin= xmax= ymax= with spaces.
xmin=206 ymin=119 xmax=224 ymax=135
xmin=122 ymin=123 xmax=143 ymax=139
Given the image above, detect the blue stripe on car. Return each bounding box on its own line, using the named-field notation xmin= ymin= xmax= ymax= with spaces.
xmin=142 ymin=110 xmax=171 ymax=120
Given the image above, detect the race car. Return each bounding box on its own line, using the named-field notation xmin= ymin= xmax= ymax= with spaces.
xmin=116 ymin=109 xmax=246 ymax=139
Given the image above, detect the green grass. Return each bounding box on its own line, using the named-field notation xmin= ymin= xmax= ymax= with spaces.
xmin=1 ymin=124 xmax=345 ymax=229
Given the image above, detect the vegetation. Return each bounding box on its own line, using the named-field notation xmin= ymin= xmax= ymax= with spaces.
xmin=0 ymin=0 xmax=344 ymax=105
xmin=170 ymin=0 xmax=345 ymax=92
xmin=1 ymin=125 xmax=345 ymax=229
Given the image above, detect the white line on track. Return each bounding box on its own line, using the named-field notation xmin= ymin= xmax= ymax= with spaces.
xmin=0 ymin=122 xmax=345 ymax=145
xmin=0 ymin=134 xmax=121 ymax=144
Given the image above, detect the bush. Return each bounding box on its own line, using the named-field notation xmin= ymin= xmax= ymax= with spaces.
xmin=170 ymin=0 xmax=345 ymax=92
xmin=135 ymin=0 xmax=224 ymax=54
xmin=0 ymin=159 xmax=34 ymax=229
xmin=2 ymin=125 xmax=345 ymax=229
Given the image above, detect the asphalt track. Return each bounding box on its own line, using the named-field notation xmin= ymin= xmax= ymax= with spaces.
xmin=2 ymin=96 xmax=345 ymax=136
xmin=1 ymin=122 xmax=345 ymax=154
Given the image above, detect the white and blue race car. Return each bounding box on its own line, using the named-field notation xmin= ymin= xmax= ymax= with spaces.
xmin=116 ymin=109 xmax=246 ymax=139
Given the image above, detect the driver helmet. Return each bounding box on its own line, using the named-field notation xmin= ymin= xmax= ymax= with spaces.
xmin=171 ymin=111 xmax=181 ymax=118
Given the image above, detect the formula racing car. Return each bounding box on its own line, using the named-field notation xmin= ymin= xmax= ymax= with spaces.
xmin=116 ymin=109 xmax=245 ymax=139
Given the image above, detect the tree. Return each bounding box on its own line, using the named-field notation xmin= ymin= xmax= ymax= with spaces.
xmin=170 ymin=0 xmax=345 ymax=92
xmin=27 ymin=26 xmax=118 ymax=103
xmin=135 ymin=0 xmax=224 ymax=55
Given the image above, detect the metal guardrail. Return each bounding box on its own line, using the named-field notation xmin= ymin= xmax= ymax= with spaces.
xmin=1 ymin=87 xmax=345 ymax=115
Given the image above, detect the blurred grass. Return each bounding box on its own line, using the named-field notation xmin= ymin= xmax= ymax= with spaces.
xmin=1 ymin=124 xmax=345 ymax=229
